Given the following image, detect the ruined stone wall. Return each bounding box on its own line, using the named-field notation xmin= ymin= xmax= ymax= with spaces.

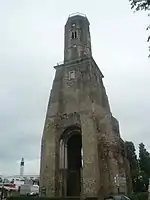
xmin=40 ymin=57 xmax=131 ymax=197
xmin=94 ymin=113 xmax=131 ymax=197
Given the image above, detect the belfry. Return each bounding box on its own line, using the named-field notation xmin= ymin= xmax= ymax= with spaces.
xmin=40 ymin=13 xmax=131 ymax=198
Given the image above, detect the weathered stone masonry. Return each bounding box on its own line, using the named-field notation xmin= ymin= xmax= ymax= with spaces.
xmin=40 ymin=13 xmax=132 ymax=198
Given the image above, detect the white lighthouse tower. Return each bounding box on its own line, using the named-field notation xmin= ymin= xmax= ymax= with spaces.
xmin=20 ymin=158 xmax=24 ymax=177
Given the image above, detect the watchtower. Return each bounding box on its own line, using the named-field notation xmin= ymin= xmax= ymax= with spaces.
xmin=40 ymin=13 xmax=131 ymax=198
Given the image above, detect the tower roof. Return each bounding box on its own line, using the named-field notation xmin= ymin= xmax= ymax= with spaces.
xmin=66 ymin=12 xmax=90 ymax=25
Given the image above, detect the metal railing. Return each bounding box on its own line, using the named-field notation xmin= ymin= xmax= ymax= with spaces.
xmin=56 ymin=61 xmax=64 ymax=66
xmin=55 ymin=55 xmax=91 ymax=66
xmin=68 ymin=12 xmax=87 ymax=18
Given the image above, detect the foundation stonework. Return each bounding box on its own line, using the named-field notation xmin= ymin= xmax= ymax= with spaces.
xmin=40 ymin=13 xmax=132 ymax=198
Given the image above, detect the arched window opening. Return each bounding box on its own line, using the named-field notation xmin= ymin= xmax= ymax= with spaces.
xmin=71 ymin=32 xmax=74 ymax=39
xmin=75 ymin=31 xmax=77 ymax=39
xmin=71 ymin=31 xmax=77 ymax=39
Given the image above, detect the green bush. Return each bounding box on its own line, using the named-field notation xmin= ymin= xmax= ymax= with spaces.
xmin=130 ymin=192 xmax=148 ymax=200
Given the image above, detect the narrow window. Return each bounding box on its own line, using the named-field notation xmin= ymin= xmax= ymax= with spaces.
xmin=71 ymin=31 xmax=77 ymax=39
xmin=69 ymin=71 xmax=75 ymax=79
xmin=71 ymin=32 xmax=74 ymax=39
xmin=75 ymin=31 xmax=77 ymax=38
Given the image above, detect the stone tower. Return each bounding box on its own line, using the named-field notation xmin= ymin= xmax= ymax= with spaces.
xmin=40 ymin=13 xmax=131 ymax=198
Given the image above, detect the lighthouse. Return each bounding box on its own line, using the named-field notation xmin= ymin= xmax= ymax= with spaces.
xmin=20 ymin=158 xmax=24 ymax=177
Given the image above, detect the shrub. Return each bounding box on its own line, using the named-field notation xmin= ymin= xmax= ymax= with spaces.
xmin=130 ymin=192 xmax=148 ymax=200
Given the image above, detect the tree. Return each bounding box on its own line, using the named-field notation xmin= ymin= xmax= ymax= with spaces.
xmin=125 ymin=141 xmax=150 ymax=192
xmin=129 ymin=0 xmax=150 ymax=56
xmin=139 ymin=143 xmax=150 ymax=176
xmin=138 ymin=143 xmax=150 ymax=191
xmin=129 ymin=0 xmax=150 ymax=11
xmin=125 ymin=141 xmax=139 ymax=192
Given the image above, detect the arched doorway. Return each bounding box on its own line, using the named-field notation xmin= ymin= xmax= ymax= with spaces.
xmin=59 ymin=126 xmax=82 ymax=196
xmin=67 ymin=133 xmax=82 ymax=196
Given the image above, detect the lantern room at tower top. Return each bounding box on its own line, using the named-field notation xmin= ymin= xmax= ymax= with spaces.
xmin=64 ymin=12 xmax=92 ymax=62
xmin=66 ymin=12 xmax=89 ymax=25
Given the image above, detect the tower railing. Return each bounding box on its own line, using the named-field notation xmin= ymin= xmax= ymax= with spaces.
xmin=68 ymin=12 xmax=87 ymax=18
xmin=55 ymin=55 xmax=91 ymax=66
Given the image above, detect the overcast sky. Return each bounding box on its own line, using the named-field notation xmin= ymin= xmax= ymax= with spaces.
xmin=0 ymin=0 xmax=150 ymax=176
